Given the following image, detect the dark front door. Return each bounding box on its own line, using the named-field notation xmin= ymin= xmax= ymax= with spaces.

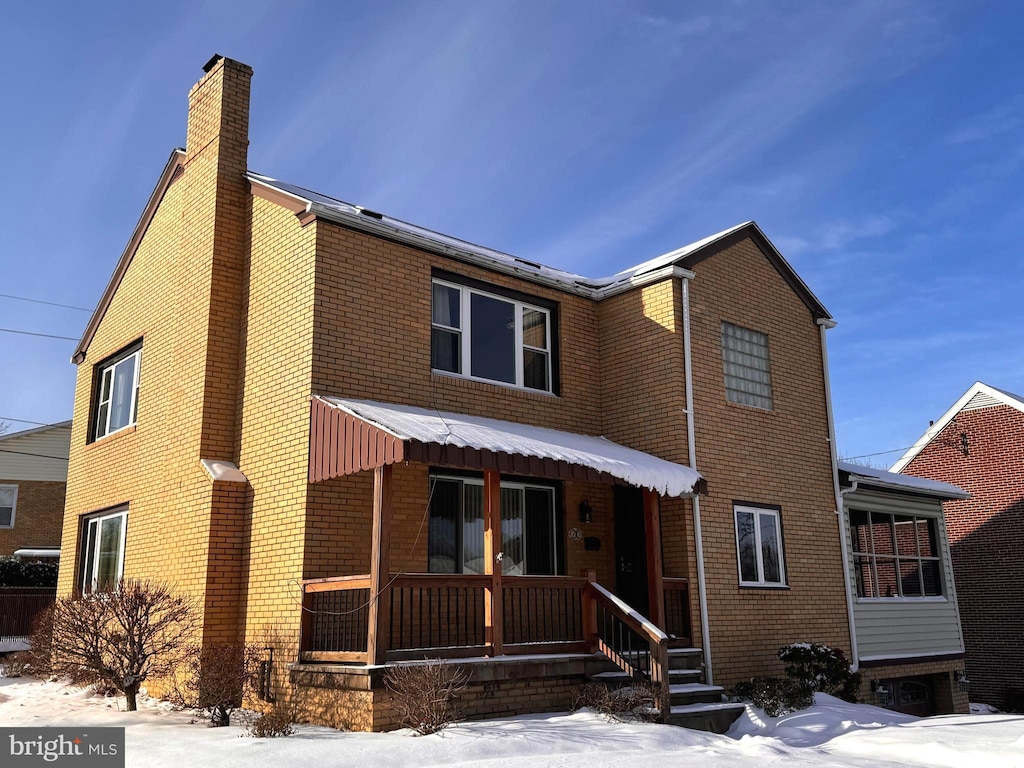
xmin=613 ymin=486 xmax=649 ymax=615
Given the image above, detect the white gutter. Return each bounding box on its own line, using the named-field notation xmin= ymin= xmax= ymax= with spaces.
xmin=818 ymin=317 xmax=859 ymax=671
xmin=682 ymin=276 xmax=713 ymax=684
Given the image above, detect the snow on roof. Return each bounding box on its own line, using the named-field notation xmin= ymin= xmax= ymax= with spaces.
xmin=319 ymin=397 xmax=704 ymax=497
xmin=890 ymin=381 xmax=1024 ymax=472
xmin=248 ymin=173 xmax=764 ymax=300
xmin=838 ymin=460 xmax=969 ymax=500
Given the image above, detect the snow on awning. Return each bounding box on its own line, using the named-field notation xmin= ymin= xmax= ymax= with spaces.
xmin=13 ymin=548 xmax=60 ymax=558
xmin=310 ymin=396 xmax=706 ymax=497
xmin=838 ymin=461 xmax=969 ymax=500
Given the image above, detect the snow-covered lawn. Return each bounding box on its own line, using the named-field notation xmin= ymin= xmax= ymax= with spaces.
xmin=1 ymin=677 xmax=1022 ymax=768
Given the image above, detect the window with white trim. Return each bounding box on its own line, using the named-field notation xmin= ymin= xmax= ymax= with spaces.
xmin=431 ymin=279 xmax=553 ymax=393
xmin=78 ymin=507 xmax=127 ymax=592
xmin=93 ymin=344 xmax=141 ymax=441
xmin=721 ymin=322 xmax=773 ymax=410
xmin=0 ymin=485 xmax=17 ymax=528
xmin=734 ymin=505 xmax=786 ymax=586
xmin=850 ymin=510 xmax=942 ymax=598
xmin=428 ymin=475 xmax=560 ymax=576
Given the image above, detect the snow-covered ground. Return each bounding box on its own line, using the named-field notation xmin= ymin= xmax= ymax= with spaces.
xmin=1 ymin=677 xmax=1022 ymax=768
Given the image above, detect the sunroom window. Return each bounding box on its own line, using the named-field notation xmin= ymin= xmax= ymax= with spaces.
xmin=431 ymin=279 xmax=552 ymax=393
xmin=850 ymin=510 xmax=942 ymax=598
xmin=427 ymin=475 xmax=559 ymax=576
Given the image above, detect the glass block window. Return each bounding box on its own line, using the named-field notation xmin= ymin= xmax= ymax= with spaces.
xmin=721 ymin=322 xmax=773 ymax=410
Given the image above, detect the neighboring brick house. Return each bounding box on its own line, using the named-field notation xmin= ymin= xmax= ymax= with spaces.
xmin=892 ymin=382 xmax=1024 ymax=710
xmin=0 ymin=421 xmax=70 ymax=561
xmin=57 ymin=56 xmax=967 ymax=730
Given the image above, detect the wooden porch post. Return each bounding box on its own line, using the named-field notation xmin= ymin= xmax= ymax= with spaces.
xmin=367 ymin=464 xmax=393 ymax=665
xmin=483 ymin=469 xmax=503 ymax=656
xmin=581 ymin=568 xmax=598 ymax=652
xmin=643 ymin=489 xmax=665 ymax=629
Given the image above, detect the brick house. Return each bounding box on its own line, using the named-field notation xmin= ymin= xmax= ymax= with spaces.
xmin=0 ymin=421 xmax=70 ymax=561
xmin=892 ymin=381 xmax=1024 ymax=710
xmin=58 ymin=56 xmax=968 ymax=730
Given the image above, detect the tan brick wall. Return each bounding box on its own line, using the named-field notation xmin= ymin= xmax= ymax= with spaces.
xmin=0 ymin=480 xmax=65 ymax=556
xmin=683 ymin=239 xmax=849 ymax=684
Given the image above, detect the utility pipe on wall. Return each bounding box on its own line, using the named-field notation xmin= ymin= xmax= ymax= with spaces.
xmin=681 ymin=275 xmax=714 ymax=684
xmin=818 ymin=317 xmax=860 ymax=671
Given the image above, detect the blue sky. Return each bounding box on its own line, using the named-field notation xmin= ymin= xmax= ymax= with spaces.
xmin=1 ymin=0 xmax=1021 ymax=466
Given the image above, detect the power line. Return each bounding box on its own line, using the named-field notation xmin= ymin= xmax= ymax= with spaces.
xmin=0 ymin=293 xmax=92 ymax=312
xmin=0 ymin=328 xmax=78 ymax=341
xmin=0 ymin=416 xmax=50 ymax=426
xmin=843 ymin=445 xmax=916 ymax=460
xmin=0 ymin=447 xmax=69 ymax=461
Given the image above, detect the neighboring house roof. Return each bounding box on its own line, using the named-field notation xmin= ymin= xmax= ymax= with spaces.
xmin=313 ymin=396 xmax=705 ymax=498
xmin=890 ymin=382 xmax=1024 ymax=473
xmin=838 ymin=460 xmax=969 ymax=501
xmin=0 ymin=421 xmax=72 ymax=482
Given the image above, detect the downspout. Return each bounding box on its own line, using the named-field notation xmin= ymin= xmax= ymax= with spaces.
xmin=818 ymin=317 xmax=859 ymax=671
xmin=682 ymin=275 xmax=713 ymax=684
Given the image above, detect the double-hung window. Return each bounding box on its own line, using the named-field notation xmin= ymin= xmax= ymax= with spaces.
xmin=850 ymin=510 xmax=942 ymax=598
xmin=78 ymin=507 xmax=128 ymax=592
xmin=431 ymin=278 xmax=553 ymax=393
xmin=93 ymin=343 xmax=141 ymax=441
xmin=735 ymin=504 xmax=786 ymax=587
xmin=428 ymin=474 xmax=560 ymax=576
xmin=0 ymin=485 xmax=17 ymax=528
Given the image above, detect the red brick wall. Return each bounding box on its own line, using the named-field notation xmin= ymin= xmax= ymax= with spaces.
xmin=903 ymin=404 xmax=1024 ymax=708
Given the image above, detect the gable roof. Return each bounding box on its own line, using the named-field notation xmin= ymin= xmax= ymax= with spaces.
xmin=890 ymin=382 xmax=1024 ymax=472
xmin=249 ymin=174 xmax=831 ymax=318
xmin=838 ymin=460 xmax=969 ymax=500
xmin=0 ymin=420 xmax=72 ymax=443
xmin=71 ymin=155 xmax=833 ymax=364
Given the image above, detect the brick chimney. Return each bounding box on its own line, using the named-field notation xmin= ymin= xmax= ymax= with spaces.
xmin=175 ymin=55 xmax=253 ymax=462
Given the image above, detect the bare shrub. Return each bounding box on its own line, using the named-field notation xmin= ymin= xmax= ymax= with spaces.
xmin=246 ymin=704 xmax=295 ymax=738
xmin=1 ymin=652 xmax=29 ymax=678
xmin=571 ymin=682 xmax=660 ymax=722
xmin=45 ymin=580 xmax=197 ymax=711
xmin=383 ymin=660 xmax=469 ymax=735
xmin=170 ymin=643 xmax=263 ymax=726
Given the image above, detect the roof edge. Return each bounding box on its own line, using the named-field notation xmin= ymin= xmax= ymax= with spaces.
xmin=890 ymin=381 xmax=1024 ymax=472
xmin=0 ymin=420 xmax=73 ymax=442
xmin=72 ymin=149 xmax=186 ymax=364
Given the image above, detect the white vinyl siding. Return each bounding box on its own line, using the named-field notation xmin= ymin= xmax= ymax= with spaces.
xmin=0 ymin=424 xmax=71 ymax=482
xmin=431 ymin=279 xmax=552 ymax=393
xmin=843 ymin=488 xmax=964 ymax=660
xmin=721 ymin=322 xmax=773 ymax=410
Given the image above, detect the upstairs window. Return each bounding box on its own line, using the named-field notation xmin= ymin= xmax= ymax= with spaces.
xmin=78 ymin=507 xmax=128 ymax=593
xmin=92 ymin=343 xmax=141 ymax=441
xmin=721 ymin=322 xmax=773 ymax=410
xmin=0 ymin=485 xmax=17 ymax=528
xmin=850 ymin=510 xmax=942 ymax=598
xmin=428 ymin=474 xmax=560 ymax=576
xmin=431 ymin=278 xmax=553 ymax=393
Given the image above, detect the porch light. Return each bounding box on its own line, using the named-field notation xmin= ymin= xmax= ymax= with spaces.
xmin=578 ymin=501 xmax=593 ymax=523
xmin=955 ymin=670 xmax=970 ymax=693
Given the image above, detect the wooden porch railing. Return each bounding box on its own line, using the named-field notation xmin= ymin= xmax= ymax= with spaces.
xmin=299 ymin=572 xmax=671 ymax=717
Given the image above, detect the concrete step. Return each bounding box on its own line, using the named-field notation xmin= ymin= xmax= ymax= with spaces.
xmin=668 ymin=701 xmax=747 ymax=734
xmin=667 ymin=647 xmax=703 ymax=670
xmin=669 ymin=682 xmax=725 ymax=706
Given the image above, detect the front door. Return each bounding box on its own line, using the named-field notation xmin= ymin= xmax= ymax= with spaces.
xmin=613 ymin=486 xmax=649 ymax=615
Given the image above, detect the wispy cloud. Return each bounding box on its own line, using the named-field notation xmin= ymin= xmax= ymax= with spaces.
xmin=944 ymin=94 xmax=1024 ymax=145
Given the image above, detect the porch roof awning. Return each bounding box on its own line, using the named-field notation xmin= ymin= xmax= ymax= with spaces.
xmin=310 ymin=396 xmax=706 ymax=497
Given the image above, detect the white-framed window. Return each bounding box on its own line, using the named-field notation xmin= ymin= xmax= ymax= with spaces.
xmin=93 ymin=345 xmax=141 ymax=441
xmin=850 ymin=510 xmax=943 ymax=598
xmin=431 ymin=278 xmax=553 ymax=393
xmin=734 ymin=504 xmax=786 ymax=587
xmin=428 ymin=474 xmax=559 ymax=576
xmin=0 ymin=484 xmax=17 ymax=528
xmin=721 ymin=322 xmax=773 ymax=410
xmin=78 ymin=507 xmax=128 ymax=592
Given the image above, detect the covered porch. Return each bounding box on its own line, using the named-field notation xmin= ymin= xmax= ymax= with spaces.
xmin=299 ymin=396 xmax=705 ymax=714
